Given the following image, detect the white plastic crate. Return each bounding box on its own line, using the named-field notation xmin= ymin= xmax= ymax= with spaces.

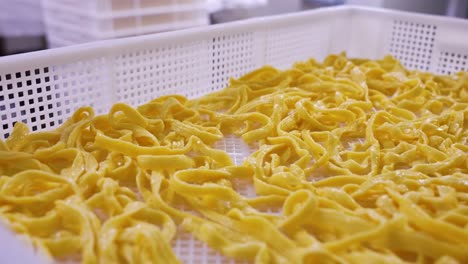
xmin=43 ymin=0 xmax=207 ymax=15
xmin=0 ymin=0 xmax=44 ymax=37
xmin=0 ymin=6 xmax=468 ymax=264
xmin=41 ymin=0 xmax=208 ymax=47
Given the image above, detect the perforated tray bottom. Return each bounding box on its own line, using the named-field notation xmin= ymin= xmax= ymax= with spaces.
xmin=1 ymin=136 xmax=259 ymax=264
xmin=172 ymin=135 xmax=256 ymax=264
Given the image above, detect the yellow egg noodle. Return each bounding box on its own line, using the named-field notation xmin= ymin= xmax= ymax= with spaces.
xmin=0 ymin=54 xmax=467 ymax=264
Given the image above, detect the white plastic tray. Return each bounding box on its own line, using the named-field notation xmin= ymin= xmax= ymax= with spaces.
xmin=41 ymin=0 xmax=208 ymax=47
xmin=0 ymin=6 xmax=468 ymax=264
xmin=0 ymin=0 xmax=44 ymax=37
xmin=42 ymin=0 xmax=207 ymax=17
xmin=44 ymin=9 xmax=208 ymax=38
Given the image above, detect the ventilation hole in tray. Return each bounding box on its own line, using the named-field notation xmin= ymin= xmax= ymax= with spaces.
xmin=0 ymin=60 xmax=110 ymax=139
xmin=436 ymin=51 xmax=468 ymax=75
xmin=388 ymin=20 xmax=437 ymax=71
xmin=0 ymin=68 xmax=56 ymax=137
xmin=214 ymin=136 xmax=257 ymax=199
xmin=214 ymin=135 xmax=256 ymax=166
xmin=265 ymin=23 xmax=329 ymax=69
xmin=232 ymin=177 xmax=256 ymax=198
xmin=173 ymin=228 xmax=247 ymax=264
xmin=114 ymin=41 xmax=209 ymax=105
xmin=210 ymin=32 xmax=256 ymax=92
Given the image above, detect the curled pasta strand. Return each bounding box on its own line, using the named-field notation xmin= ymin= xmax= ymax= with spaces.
xmin=0 ymin=54 xmax=467 ymax=263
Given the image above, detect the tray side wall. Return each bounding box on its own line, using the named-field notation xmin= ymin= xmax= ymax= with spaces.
xmin=1 ymin=6 xmax=468 ymax=139
xmin=0 ymin=7 xmax=347 ymax=139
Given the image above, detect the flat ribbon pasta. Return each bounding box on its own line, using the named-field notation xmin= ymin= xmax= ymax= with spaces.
xmin=0 ymin=53 xmax=467 ymax=264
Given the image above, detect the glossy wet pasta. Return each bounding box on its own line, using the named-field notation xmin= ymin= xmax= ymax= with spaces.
xmin=0 ymin=54 xmax=467 ymax=263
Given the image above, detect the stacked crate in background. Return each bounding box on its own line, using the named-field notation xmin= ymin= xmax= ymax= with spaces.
xmin=0 ymin=0 xmax=45 ymax=55
xmin=41 ymin=0 xmax=209 ymax=47
xmin=0 ymin=0 xmax=44 ymax=37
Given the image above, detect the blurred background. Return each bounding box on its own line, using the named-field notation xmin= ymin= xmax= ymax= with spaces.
xmin=0 ymin=0 xmax=467 ymax=56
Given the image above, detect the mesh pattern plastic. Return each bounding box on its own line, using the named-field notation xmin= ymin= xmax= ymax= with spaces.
xmin=265 ymin=22 xmax=330 ymax=69
xmin=170 ymin=135 xmax=255 ymax=264
xmin=436 ymin=51 xmax=468 ymax=75
xmin=0 ymin=59 xmax=112 ymax=138
xmin=114 ymin=41 xmax=211 ymax=106
xmin=389 ymin=20 xmax=437 ymax=71
xmin=169 ymin=135 xmax=279 ymax=264
xmin=210 ymin=33 xmax=257 ymax=92
xmin=173 ymin=228 xmax=245 ymax=264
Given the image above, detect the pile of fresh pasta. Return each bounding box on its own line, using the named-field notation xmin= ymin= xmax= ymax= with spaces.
xmin=0 ymin=54 xmax=467 ymax=264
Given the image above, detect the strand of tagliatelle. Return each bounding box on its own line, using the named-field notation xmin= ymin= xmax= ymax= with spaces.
xmin=0 ymin=53 xmax=467 ymax=264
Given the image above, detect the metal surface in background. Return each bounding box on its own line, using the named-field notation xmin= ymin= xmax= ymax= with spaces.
xmin=0 ymin=36 xmax=46 ymax=56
